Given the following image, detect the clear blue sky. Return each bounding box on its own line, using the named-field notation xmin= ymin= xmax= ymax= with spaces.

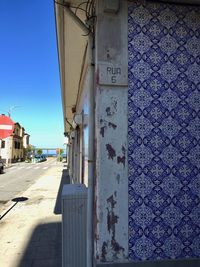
xmin=0 ymin=0 xmax=64 ymax=148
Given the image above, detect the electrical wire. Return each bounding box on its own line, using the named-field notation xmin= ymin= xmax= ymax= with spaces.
xmin=88 ymin=0 xmax=94 ymax=18
xmin=65 ymin=118 xmax=73 ymax=129
xmin=54 ymin=0 xmax=96 ymax=36
xmin=54 ymin=0 xmax=67 ymax=8
xmin=85 ymin=1 xmax=89 ymax=19
xmin=85 ymin=0 xmax=96 ymax=35
xmin=74 ymin=1 xmax=88 ymax=15
xmin=54 ymin=0 xmax=86 ymax=13
xmin=69 ymin=5 xmax=87 ymax=13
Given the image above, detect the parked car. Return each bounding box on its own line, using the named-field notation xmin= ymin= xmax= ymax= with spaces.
xmin=34 ymin=155 xmax=47 ymax=163
xmin=0 ymin=159 xmax=4 ymax=174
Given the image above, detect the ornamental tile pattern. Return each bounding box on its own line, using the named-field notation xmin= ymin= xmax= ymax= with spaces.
xmin=128 ymin=1 xmax=200 ymax=261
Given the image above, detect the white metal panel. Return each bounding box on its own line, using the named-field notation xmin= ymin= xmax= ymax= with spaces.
xmin=62 ymin=184 xmax=87 ymax=267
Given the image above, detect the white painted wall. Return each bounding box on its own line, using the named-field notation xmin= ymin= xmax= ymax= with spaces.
xmin=94 ymin=0 xmax=129 ymax=263
xmin=0 ymin=137 xmax=13 ymax=164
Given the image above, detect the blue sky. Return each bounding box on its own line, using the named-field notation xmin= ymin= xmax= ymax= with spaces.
xmin=0 ymin=0 xmax=64 ymax=148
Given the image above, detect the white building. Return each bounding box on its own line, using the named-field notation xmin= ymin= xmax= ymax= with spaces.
xmin=55 ymin=1 xmax=200 ymax=266
xmin=0 ymin=122 xmax=29 ymax=164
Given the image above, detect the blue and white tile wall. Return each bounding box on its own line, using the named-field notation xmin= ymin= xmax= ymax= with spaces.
xmin=128 ymin=1 xmax=200 ymax=261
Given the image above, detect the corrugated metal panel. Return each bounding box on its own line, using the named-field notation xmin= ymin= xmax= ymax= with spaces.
xmin=62 ymin=184 xmax=87 ymax=267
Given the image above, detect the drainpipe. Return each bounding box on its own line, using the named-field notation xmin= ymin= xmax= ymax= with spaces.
xmin=87 ymin=34 xmax=95 ymax=267
xmin=62 ymin=5 xmax=95 ymax=267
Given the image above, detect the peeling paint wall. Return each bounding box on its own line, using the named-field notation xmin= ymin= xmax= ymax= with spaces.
xmin=95 ymin=0 xmax=128 ymax=263
xmin=95 ymin=88 xmax=128 ymax=263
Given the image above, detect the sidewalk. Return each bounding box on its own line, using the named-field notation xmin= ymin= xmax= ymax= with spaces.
xmin=0 ymin=162 xmax=69 ymax=267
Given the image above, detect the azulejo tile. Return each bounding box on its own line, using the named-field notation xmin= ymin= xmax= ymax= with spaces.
xmin=128 ymin=1 xmax=200 ymax=261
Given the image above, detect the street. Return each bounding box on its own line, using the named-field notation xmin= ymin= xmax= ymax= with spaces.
xmin=0 ymin=157 xmax=59 ymax=211
xmin=0 ymin=159 xmax=68 ymax=267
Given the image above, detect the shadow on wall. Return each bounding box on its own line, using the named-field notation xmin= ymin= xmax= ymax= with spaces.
xmin=17 ymin=221 xmax=62 ymax=267
xmin=54 ymin=168 xmax=70 ymax=214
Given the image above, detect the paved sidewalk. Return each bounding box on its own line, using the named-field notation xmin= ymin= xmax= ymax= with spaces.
xmin=0 ymin=162 xmax=69 ymax=267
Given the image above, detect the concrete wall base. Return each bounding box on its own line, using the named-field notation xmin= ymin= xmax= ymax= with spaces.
xmin=96 ymin=259 xmax=200 ymax=267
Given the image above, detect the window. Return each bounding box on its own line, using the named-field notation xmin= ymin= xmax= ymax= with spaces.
xmin=1 ymin=141 xmax=5 ymax=149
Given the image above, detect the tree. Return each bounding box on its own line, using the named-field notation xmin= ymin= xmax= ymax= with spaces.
xmin=56 ymin=148 xmax=64 ymax=155
xmin=37 ymin=149 xmax=43 ymax=156
xmin=24 ymin=144 xmax=34 ymax=160
xmin=57 ymin=148 xmax=64 ymax=162
xmin=25 ymin=144 xmax=33 ymax=153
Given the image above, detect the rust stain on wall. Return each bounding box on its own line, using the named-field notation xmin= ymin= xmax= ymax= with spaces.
xmin=106 ymin=193 xmax=125 ymax=260
xmin=116 ymin=174 xmax=120 ymax=184
xmin=117 ymin=145 xmax=126 ymax=167
xmin=96 ymin=70 xmax=100 ymax=85
xmin=100 ymin=118 xmax=106 ymax=137
xmin=111 ymin=99 xmax=118 ymax=112
xmin=117 ymin=155 xmax=125 ymax=167
xmin=99 ymin=119 xmax=117 ymax=137
xmin=100 ymin=126 xmax=106 ymax=137
xmin=106 ymin=107 xmax=111 ymax=116
xmin=107 ymin=208 xmax=119 ymax=234
xmin=93 ymin=195 xmax=99 ymax=243
xmin=108 ymin=122 xmax=117 ymax=129
xmin=111 ymin=239 xmax=125 ymax=257
xmin=93 ymin=168 xmax=99 ymax=253
xmin=107 ymin=195 xmax=117 ymax=234
xmin=107 ymin=195 xmax=116 ymax=206
xmin=101 ymin=241 xmax=108 ymax=262
xmin=106 ymin=144 xmax=116 ymax=160
xmin=106 ymin=99 xmax=118 ymax=117
xmin=122 ymin=145 xmax=126 ymax=154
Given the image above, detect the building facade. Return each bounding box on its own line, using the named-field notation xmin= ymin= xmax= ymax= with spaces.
xmin=0 ymin=122 xmax=29 ymax=164
xmin=55 ymin=0 xmax=200 ymax=266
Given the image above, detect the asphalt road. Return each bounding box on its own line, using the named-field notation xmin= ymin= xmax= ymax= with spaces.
xmin=0 ymin=157 xmax=59 ymax=210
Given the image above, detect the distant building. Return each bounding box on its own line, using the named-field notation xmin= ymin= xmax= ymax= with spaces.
xmin=0 ymin=122 xmax=30 ymax=164
xmin=0 ymin=136 xmax=12 ymax=165
xmin=23 ymin=133 xmax=30 ymax=149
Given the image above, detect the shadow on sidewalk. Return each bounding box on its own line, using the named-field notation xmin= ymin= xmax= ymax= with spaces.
xmin=17 ymin=221 xmax=62 ymax=267
xmin=54 ymin=168 xmax=70 ymax=214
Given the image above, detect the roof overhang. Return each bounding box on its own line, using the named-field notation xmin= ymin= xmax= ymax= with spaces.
xmin=55 ymin=0 xmax=88 ymax=133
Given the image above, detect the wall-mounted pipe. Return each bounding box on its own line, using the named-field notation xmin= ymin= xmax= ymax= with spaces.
xmin=87 ymin=35 xmax=95 ymax=267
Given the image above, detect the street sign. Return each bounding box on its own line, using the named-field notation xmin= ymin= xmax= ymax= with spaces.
xmin=0 ymin=115 xmax=14 ymax=139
